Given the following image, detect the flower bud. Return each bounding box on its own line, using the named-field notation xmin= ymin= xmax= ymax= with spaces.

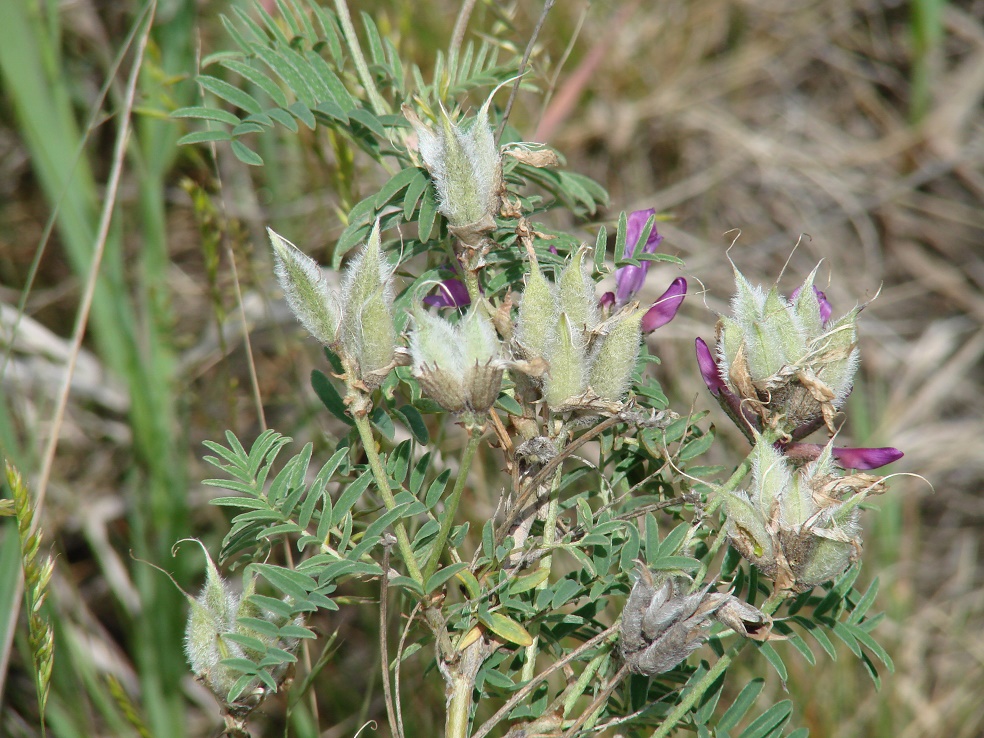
xmin=715 ymin=265 xmax=860 ymax=434
xmin=723 ymin=435 xmax=882 ymax=592
xmin=557 ymin=246 xmax=599 ymax=332
xmin=544 ymin=313 xmax=587 ymax=409
xmin=410 ymin=308 xmax=468 ymax=413
xmin=268 ymin=229 xmax=341 ymax=346
xmin=588 ymin=309 xmax=643 ymax=402
xmin=409 ymin=304 xmax=504 ymax=414
xmin=459 ymin=306 xmax=504 ymax=412
xmin=405 ymin=95 xmax=502 ymax=240
xmin=516 ymin=258 xmax=559 ymax=362
xmin=340 ymin=222 xmax=397 ymax=384
xmin=185 ymin=554 xmax=299 ymax=704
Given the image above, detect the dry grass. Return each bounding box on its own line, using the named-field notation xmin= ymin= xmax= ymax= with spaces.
xmin=1 ymin=0 xmax=982 ymax=736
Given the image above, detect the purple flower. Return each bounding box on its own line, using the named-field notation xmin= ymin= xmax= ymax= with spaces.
xmin=790 ymin=284 xmax=833 ymax=324
xmin=695 ymin=337 xmax=726 ymax=395
xmin=599 ymin=291 xmax=616 ymax=309
xmin=783 ymin=443 xmax=903 ymax=470
xmin=641 ymin=278 xmax=686 ymax=332
xmin=615 ymin=208 xmax=663 ymax=306
xmin=423 ymin=278 xmax=470 ymax=308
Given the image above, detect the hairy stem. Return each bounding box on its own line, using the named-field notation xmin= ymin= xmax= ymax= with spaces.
xmin=424 ymin=431 xmax=483 ymax=581
xmin=353 ymin=412 xmax=424 ymax=586
xmin=520 ymin=467 xmax=562 ymax=681
xmin=446 ymin=637 xmax=488 ymax=738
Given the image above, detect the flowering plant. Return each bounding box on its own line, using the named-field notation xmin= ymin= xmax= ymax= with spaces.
xmin=175 ymin=4 xmax=902 ymax=736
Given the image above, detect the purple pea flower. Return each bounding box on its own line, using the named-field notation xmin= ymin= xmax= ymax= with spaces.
xmin=423 ymin=278 xmax=470 ymax=308
xmin=642 ymin=277 xmax=687 ymax=333
xmin=615 ymin=208 xmax=663 ymax=306
xmin=694 ymin=338 xmax=901 ymax=469
xmin=782 ymin=443 xmax=903 ymax=470
xmin=599 ymin=291 xmax=616 ymax=309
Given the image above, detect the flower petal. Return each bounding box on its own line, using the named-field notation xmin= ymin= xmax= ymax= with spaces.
xmin=641 ymin=278 xmax=686 ymax=332
xmin=781 ymin=443 xmax=903 ymax=470
xmin=423 ymin=278 xmax=470 ymax=308
xmin=695 ymin=337 xmax=726 ymax=395
xmin=599 ymin=291 xmax=615 ymax=309
xmin=615 ymin=209 xmax=664 ymax=305
xmin=832 ymin=446 xmax=903 ymax=470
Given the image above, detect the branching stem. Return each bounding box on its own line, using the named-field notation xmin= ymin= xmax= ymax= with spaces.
xmin=424 ymin=431 xmax=483 ymax=581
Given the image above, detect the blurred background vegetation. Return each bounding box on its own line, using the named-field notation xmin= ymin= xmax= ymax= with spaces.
xmin=0 ymin=0 xmax=981 ymax=736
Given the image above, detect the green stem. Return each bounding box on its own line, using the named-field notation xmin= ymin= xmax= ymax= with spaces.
xmin=520 ymin=466 xmax=562 ymax=682
xmin=423 ymin=431 xmax=482 ymax=581
xmin=353 ymin=412 xmax=424 ymax=586
xmin=333 ymin=0 xmax=389 ymax=116
xmin=649 ymin=593 xmax=787 ymax=738
xmin=462 ymin=267 xmax=482 ymax=306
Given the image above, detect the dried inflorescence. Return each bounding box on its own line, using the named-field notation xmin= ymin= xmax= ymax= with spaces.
xmin=723 ymin=435 xmax=889 ymax=592
xmin=619 ymin=569 xmax=772 ymax=676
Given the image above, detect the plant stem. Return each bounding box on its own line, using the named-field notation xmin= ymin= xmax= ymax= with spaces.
xmin=520 ymin=467 xmax=562 ymax=682
xmin=424 ymin=431 xmax=483 ymax=581
xmin=446 ymin=636 xmax=487 ymax=738
xmin=353 ymin=412 xmax=424 ymax=586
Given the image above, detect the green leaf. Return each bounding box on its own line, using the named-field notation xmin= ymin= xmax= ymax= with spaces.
xmin=425 ymin=563 xmax=470 ymax=595
xmin=178 ymin=130 xmax=232 ymax=145
xmin=831 ymin=621 xmax=862 ymax=657
xmin=231 ymin=139 xmax=263 ymax=166
xmin=757 ymin=641 xmax=788 ymax=681
xmin=403 ymin=166 xmax=429 ymax=219
xmin=679 ymin=429 xmax=715 ymax=461
xmin=250 ymin=563 xmax=316 ymax=601
xmin=657 ymin=522 xmax=691 ymax=557
xmin=198 ymin=74 xmax=263 ymax=115
xmin=331 ymin=470 xmax=373 ymax=524
xmin=847 ymin=578 xmax=879 ymax=624
xmin=593 ymin=226 xmax=607 ymax=274
xmin=223 ymin=59 xmax=289 ymax=108
xmin=478 ymin=611 xmax=533 ymax=647
xmin=173 ymin=106 xmax=241 ymax=125
xmin=288 ymin=101 xmax=316 ymax=130
xmin=694 ymin=672 xmax=726 ymax=725
xmin=370 ymin=406 xmax=395 ymax=440
xmin=847 ymin=623 xmax=894 ymax=671
xmin=717 ymin=678 xmax=764 ymax=731
xmin=376 ymin=166 xmax=425 ymax=211
xmin=507 ymin=569 xmax=550 ymax=596
xmin=424 ymin=469 xmax=452 ymax=509
xmin=738 ymin=700 xmax=793 ymax=738
xmin=349 ymin=107 xmax=387 ymax=139
xmin=454 ymin=570 xmax=481 ymax=601
xmin=311 ymin=370 xmax=353 ymax=425
xmin=394 ymin=404 xmax=428 ymax=444
xmin=417 ymin=181 xmax=439 ymax=242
